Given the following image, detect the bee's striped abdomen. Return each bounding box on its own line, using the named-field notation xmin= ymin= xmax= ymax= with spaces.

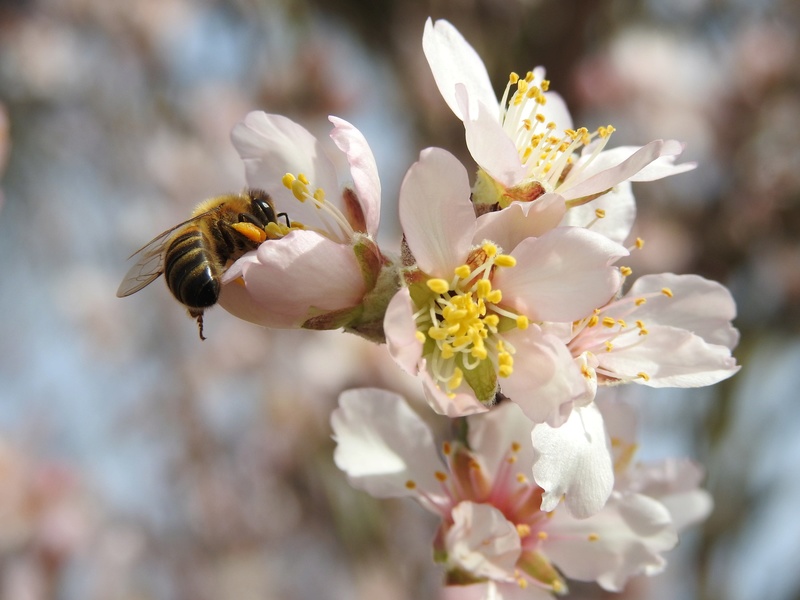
xmin=164 ymin=228 xmax=220 ymax=309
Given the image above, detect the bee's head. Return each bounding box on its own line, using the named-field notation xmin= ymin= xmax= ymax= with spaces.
xmin=247 ymin=189 xmax=277 ymax=225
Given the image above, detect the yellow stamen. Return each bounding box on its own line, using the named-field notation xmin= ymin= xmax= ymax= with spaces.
xmin=661 ymin=287 xmax=674 ymax=298
xmin=427 ymin=278 xmax=449 ymax=294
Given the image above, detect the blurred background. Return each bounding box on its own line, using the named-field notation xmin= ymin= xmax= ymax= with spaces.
xmin=0 ymin=0 xmax=798 ymax=598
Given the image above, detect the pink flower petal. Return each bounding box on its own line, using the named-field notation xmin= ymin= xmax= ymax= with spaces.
xmin=499 ymin=327 xmax=589 ymax=426
xmin=494 ymin=228 xmax=628 ymax=322
xmin=328 ymin=116 xmax=381 ymax=236
xmin=474 ymin=193 xmax=566 ymax=252
xmin=532 ymin=403 xmax=614 ymax=518
xmin=458 ymin=86 xmax=526 ymax=188
xmin=422 ymin=18 xmax=498 ymax=121
xmin=220 ymin=230 xmax=365 ymax=328
xmin=231 ymin=112 xmax=339 ymax=228
xmin=420 ymin=366 xmax=489 ymax=417
xmin=560 ymin=140 xmax=670 ymax=202
xmin=399 ymin=147 xmax=476 ymax=277
xmin=384 ymin=289 xmax=424 ymax=376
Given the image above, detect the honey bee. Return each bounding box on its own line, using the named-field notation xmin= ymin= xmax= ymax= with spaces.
xmin=117 ymin=188 xmax=287 ymax=340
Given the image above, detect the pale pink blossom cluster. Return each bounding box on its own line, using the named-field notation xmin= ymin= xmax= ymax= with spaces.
xmin=217 ymin=17 xmax=738 ymax=598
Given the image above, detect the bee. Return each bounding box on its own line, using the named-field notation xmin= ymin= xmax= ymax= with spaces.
xmin=117 ymin=188 xmax=288 ymax=340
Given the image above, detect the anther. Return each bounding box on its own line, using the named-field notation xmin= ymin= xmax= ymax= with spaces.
xmin=427 ymin=279 xmax=449 ymax=294
xmin=620 ymin=266 xmax=632 ymax=277
xmin=495 ymin=254 xmax=517 ymax=268
xmin=637 ymin=372 xmax=650 ymax=381
xmin=587 ymin=533 xmax=599 ymax=542
xmin=661 ymin=287 xmax=674 ymax=298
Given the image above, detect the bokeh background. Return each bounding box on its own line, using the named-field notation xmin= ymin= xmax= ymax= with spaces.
xmin=0 ymin=0 xmax=798 ymax=598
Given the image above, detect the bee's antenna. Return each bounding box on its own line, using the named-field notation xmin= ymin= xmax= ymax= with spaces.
xmin=278 ymin=212 xmax=290 ymax=227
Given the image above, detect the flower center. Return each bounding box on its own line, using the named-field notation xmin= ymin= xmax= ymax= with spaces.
xmin=282 ymin=172 xmax=355 ymax=243
xmin=498 ymin=70 xmax=616 ymax=202
xmin=568 ymin=283 xmax=675 ymax=384
xmin=412 ymin=242 xmax=529 ymax=398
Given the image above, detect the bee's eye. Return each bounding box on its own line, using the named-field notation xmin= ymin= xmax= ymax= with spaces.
xmin=256 ymin=199 xmax=276 ymax=223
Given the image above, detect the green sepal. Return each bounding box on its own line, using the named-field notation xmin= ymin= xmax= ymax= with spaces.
xmin=302 ymin=305 xmax=363 ymax=331
xmin=460 ymin=355 xmax=497 ymax=405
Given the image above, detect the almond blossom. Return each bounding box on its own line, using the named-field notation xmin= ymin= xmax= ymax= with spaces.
xmin=218 ymin=112 xmax=396 ymax=340
xmin=422 ymin=18 xmax=695 ymax=244
xmin=520 ymin=271 xmax=740 ymax=410
xmin=332 ymin=388 xmax=709 ymax=599
xmin=386 ymin=146 xmax=628 ymax=420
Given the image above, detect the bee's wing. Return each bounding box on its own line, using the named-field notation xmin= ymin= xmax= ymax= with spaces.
xmin=116 ymin=210 xmax=212 ymax=297
xmin=116 ymin=228 xmax=172 ymax=297
xmin=117 ymin=204 xmax=231 ymax=298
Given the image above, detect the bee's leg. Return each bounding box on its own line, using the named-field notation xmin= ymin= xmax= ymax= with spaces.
xmin=187 ymin=308 xmax=207 ymax=341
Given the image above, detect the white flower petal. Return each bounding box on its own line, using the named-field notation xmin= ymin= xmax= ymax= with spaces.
xmin=445 ymin=501 xmax=521 ymax=582
xmin=628 ymin=273 xmax=739 ymax=349
xmin=399 ymin=147 xmax=476 ymax=277
xmin=545 ymin=492 xmax=678 ymax=591
xmin=532 ymin=404 xmax=614 ymax=518
xmin=467 ymin=402 xmax=535 ymax=476
xmin=231 ymin=112 xmax=339 ymax=227
xmin=560 ymin=140 xmax=671 ymax=202
xmin=494 ymin=228 xmax=628 ymax=323
xmin=559 ymin=181 xmax=636 ymax=245
xmin=599 ymin=325 xmax=740 ymax=387
xmin=328 ymin=116 xmax=381 ymax=236
xmin=422 ymin=18 xmax=498 ymax=121
xmin=331 ymin=389 xmax=444 ymax=501
xmin=458 ymin=86 xmax=526 ymax=188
